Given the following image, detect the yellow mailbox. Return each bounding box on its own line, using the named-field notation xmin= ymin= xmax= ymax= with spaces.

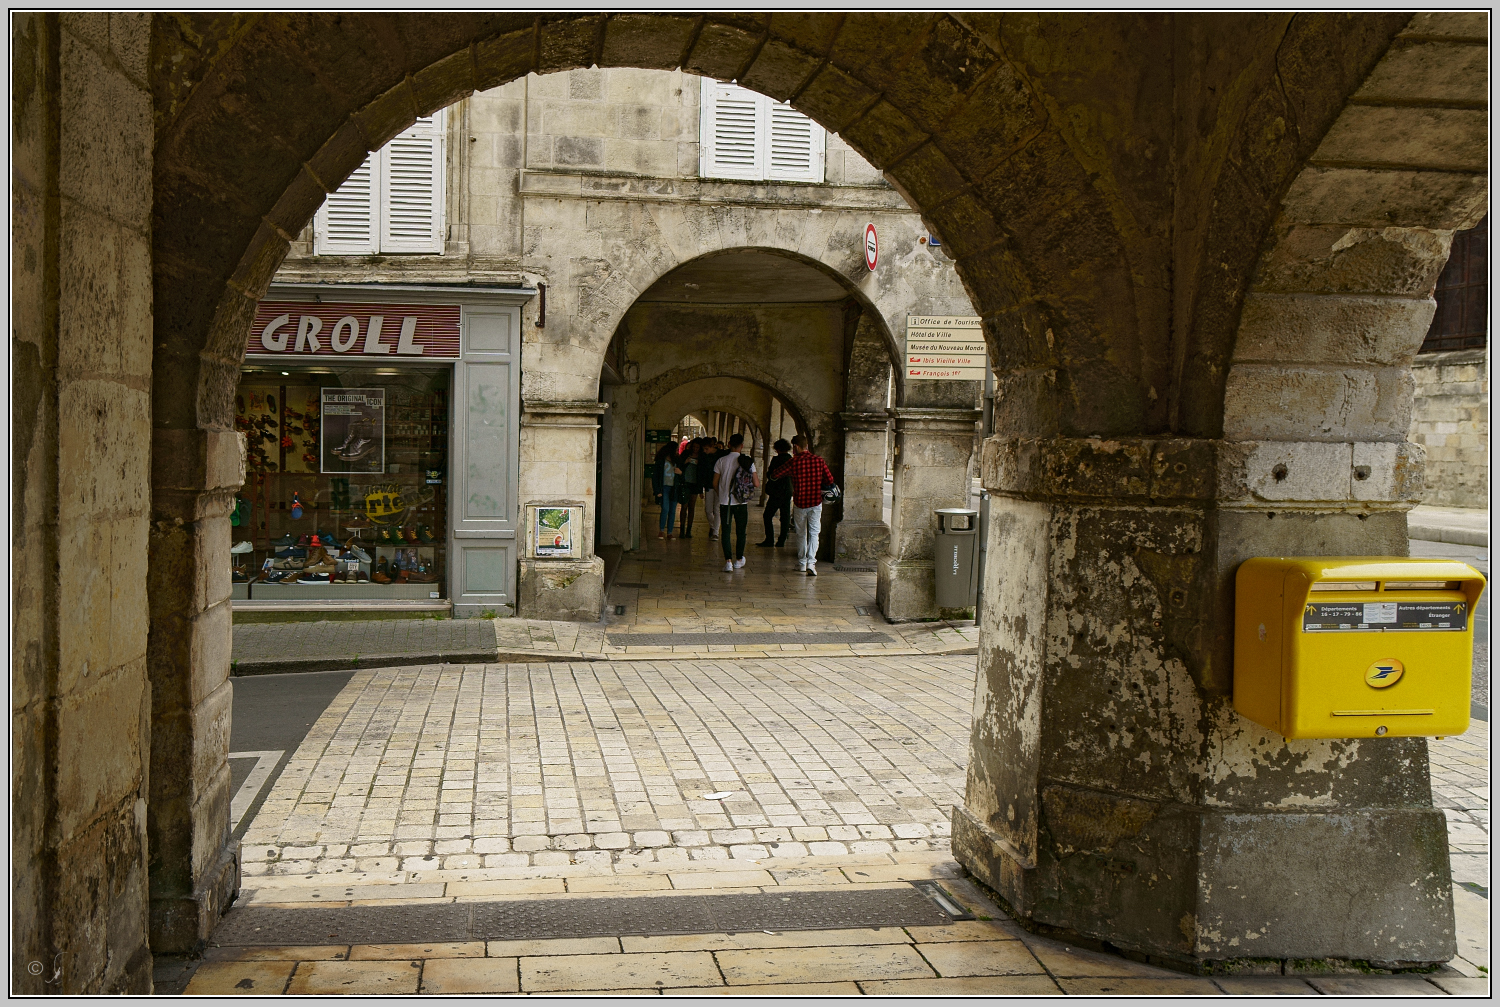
xmin=1235 ymin=557 xmax=1485 ymax=739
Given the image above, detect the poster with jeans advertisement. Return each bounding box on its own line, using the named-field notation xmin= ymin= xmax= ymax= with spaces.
xmin=321 ymin=388 xmax=386 ymax=474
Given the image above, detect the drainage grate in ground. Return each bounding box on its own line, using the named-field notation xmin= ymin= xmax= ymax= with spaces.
xmin=606 ymin=631 xmax=894 ymax=648
xmin=213 ymin=886 xmax=960 ymax=946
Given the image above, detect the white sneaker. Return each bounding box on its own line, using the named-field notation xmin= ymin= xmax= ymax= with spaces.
xmin=797 ymin=565 xmax=807 ymax=573
xmin=723 ymin=561 xmax=734 ymax=572
xmin=807 ymin=566 xmax=818 ymax=576
xmin=734 ymin=557 xmax=745 ymax=569
xmin=230 ymin=540 xmax=254 ymax=554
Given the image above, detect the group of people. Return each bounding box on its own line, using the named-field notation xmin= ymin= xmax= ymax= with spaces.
xmin=651 ymin=432 xmax=835 ymax=575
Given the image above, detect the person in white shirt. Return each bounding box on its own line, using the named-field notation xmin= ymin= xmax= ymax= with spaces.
xmin=711 ymin=433 xmax=758 ymax=572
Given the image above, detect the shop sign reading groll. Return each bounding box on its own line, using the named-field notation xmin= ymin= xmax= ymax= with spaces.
xmin=248 ymin=302 xmax=462 ymax=359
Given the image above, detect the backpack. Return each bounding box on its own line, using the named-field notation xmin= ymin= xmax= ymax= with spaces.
xmin=730 ymin=463 xmax=755 ymax=504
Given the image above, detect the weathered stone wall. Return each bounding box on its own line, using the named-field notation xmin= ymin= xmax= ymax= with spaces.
xmin=11 ymin=12 xmax=155 ymax=994
xmin=1410 ymin=349 xmax=1488 ymax=508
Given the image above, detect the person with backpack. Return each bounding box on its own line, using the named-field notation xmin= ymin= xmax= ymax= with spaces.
xmin=711 ymin=433 xmax=758 ymax=571
xmin=788 ymin=434 xmax=835 ymax=576
xmin=757 ymin=438 xmax=794 ymax=548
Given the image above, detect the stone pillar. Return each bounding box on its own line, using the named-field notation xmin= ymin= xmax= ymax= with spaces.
xmin=517 ymin=400 xmax=606 ymax=622
xmin=147 ymin=428 xmax=244 ymax=952
xmin=954 ymin=435 xmax=1455 ymax=970
xmin=12 ymin=12 xmax=156 ymax=992
xmin=877 ymin=408 xmax=981 ymax=620
xmin=835 ymin=411 xmax=891 ymax=564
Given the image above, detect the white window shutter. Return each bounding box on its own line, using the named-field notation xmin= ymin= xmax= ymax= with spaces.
xmin=314 ymin=154 xmax=377 ymax=254
xmin=701 ymin=79 xmax=763 ymax=180
xmin=767 ymin=100 xmax=824 ymax=182
xmin=378 ymin=110 xmax=445 ymax=254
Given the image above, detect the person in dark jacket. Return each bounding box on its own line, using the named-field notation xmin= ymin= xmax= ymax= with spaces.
xmin=757 ymin=439 xmax=794 ymax=547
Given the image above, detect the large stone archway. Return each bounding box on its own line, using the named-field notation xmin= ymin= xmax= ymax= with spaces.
xmin=13 ymin=11 xmax=1487 ymax=991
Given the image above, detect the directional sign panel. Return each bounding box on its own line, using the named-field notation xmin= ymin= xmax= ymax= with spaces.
xmin=905 ymin=315 xmax=986 ymax=381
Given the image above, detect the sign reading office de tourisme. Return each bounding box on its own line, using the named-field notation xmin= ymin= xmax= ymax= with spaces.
xmin=905 ymin=315 xmax=986 ymax=381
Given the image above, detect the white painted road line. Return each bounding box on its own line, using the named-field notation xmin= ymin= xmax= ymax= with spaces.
xmin=228 ymin=750 xmax=284 ymax=831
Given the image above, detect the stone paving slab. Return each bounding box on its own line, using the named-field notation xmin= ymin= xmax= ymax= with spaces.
xmin=240 ymin=657 xmax=972 ymax=874
xmin=172 ymin=868 xmax=1486 ymax=995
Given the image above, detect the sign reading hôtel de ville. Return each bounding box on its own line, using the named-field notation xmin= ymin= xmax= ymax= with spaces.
xmin=248 ymin=302 xmax=462 ymax=358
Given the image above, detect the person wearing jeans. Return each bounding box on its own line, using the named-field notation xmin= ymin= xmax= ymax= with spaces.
xmin=788 ymin=434 xmax=834 ymax=576
xmin=712 ymin=433 xmax=757 ymax=571
xmin=757 ymin=439 xmax=794 ymax=547
xmin=657 ymin=446 xmax=680 ymax=539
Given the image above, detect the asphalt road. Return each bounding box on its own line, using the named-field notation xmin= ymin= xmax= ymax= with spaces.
xmin=228 ymin=668 xmax=356 ymax=841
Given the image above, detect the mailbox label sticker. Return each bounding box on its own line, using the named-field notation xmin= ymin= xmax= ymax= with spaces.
xmin=1303 ymin=602 xmax=1467 ymax=632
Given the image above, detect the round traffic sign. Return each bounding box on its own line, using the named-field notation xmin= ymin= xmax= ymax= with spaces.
xmin=864 ymin=223 xmax=878 ymax=271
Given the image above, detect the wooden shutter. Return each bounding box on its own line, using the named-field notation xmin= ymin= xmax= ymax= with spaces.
xmin=767 ymin=100 xmax=823 ymax=182
xmin=378 ymin=110 xmax=445 ymax=254
xmin=314 ymin=154 xmax=377 ymax=254
xmin=701 ymin=79 xmax=763 ymax=180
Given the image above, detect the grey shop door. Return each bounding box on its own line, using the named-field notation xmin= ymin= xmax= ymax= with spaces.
xmin=450 ymin=305 xmax=523 ymax=613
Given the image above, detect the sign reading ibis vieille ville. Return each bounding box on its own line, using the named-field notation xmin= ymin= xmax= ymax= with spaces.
xmin=248 ymin=302 xmax=462 ymax=359
xmin=905 ymin=315 xmax=986 ymax=380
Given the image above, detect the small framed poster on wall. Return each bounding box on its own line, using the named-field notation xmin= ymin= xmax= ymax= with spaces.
xmin=528 ymin=505 xmax=583 ymax=559
xmin=321 ymin=388 xmax=386 ymax=474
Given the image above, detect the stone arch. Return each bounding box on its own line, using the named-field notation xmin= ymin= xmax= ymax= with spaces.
xmin=637 ymin=367 xmax=823 ymax=454
xmin=1220 ymin=15 xmax=1488 ymax=446
xmin=646 ymin=376 xmax=804 ymax=441
xmin=125 ymin=9 xmax=1491 ymax=967
xmin=569 ymin=245 xmax=910 ymax=406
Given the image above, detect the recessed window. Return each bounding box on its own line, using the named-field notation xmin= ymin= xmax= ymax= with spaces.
xmin=315 ymin=110 xmax=446 ymax=255
xmin=700 ymin=80 xmax=824 ymax=184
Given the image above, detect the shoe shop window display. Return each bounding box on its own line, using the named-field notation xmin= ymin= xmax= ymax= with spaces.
xmin=231 ymin=363 xmax=451 ymax=600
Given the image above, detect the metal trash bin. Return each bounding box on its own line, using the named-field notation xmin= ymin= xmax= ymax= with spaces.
xmin=934 ymin=508 xmax=980 ymax=609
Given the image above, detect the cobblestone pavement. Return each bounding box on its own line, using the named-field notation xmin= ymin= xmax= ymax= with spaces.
xmin=233 ymin=657 xmax=1488 ymax=989
xmin=241 ymin=657 xmax=971 ymax=876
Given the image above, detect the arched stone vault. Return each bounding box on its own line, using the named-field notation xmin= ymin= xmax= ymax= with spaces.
xmin=14 ymin=12 xmax=1486 ymax=989
xmin=645 ymin=376 xmax=804 ymax=441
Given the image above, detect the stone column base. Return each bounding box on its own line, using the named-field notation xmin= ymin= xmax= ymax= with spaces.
xmin=518 ymin=556 xmax=605 ymax=622
xmin=835 ymin=520 xmax=889 ymax=564
xmin=953 ymin=800 xmax=1455 ymax=970
xmin=149 ymin=838 xmax=239 ymax=954
xmin=877 ymin=556 xmax=937 ymax=621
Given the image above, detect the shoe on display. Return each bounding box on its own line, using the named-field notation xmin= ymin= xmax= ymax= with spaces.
xmin=723 ymin=561 xmax=734 ymax=572
xmin=417 ymin=525 xmax=436 ymax=545
xmin=734 ymin=557 xmax=746 ymax=569
xmin=230 ymin=541 xmax=254 ymax=554
xmin=266 ymin=394 xmax=277 ymax=413
xmin=404 ymin=526 xmax=419 ymax=545
xmin=310 ymin=534 xmax=322 ymax=548
xmin=231 ymin=570 xmax=248 ymax=583
xmin=297 ymin=572 xmax=332 ymax=584
xmin=272 ymin=533 xmax=295 ymax=547
xmin=349 ymin=543 xmax=371 ymax=563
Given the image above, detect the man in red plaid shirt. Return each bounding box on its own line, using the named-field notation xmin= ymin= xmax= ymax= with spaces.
xmin=788 ymin=435 xmax=834 ymax=576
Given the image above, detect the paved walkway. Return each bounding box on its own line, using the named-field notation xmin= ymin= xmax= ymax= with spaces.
xmin=240 ymin=657 xmax=969 ymax=874
xmin=1410 ymin=504 xmax=1489 ymax=547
